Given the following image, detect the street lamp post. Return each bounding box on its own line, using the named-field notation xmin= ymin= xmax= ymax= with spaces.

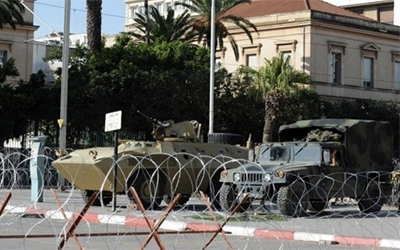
xmin=208 ymin=0 xmax=216 ymax=135
xmin=59 ymin=0 xmax=71 ymax=154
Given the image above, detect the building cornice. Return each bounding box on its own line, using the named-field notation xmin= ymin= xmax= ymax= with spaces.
xmin=311 ymin=11 xmax=400 ymax=36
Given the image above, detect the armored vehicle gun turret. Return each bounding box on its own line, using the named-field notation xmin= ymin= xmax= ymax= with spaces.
xmin=53 ymin=112 xmax=251 ymax=209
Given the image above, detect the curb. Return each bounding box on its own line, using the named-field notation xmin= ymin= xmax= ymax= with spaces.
xmin=4 ymin=205 xmax=400 ymax=249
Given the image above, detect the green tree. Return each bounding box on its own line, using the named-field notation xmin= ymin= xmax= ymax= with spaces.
xmin=17 ymin=70 xmax=58 ymax=136
xmin=49 ymin=40 xmax=211 ymax=146
xmin=251 ymin=54 xmax=313 ymax=143
xmin=273 ymin=88 xmax=321 ymax=141
xmin=177 ymin=0 xmax=258 ymax=61
xmin=214 ymin=65 xmax=264 ymax=142
xmin=0 ymin=58 xmax=58 ymax=147
xmin=0 ymin=58 xmax=21 ymax=146
xmin=86 ymin=0 xmax=102 ymax=52
xmin=322 ymin=99 xmax=400 ymax=152
xmin=131 ymin=5 xmax=195 ymax=43
xmin=213 ymin=65 xmax=320 ymax=143
xmin=0 ymin=0 xmax=24 ymax=30
xmin=0 ymin=57 xmax=18 ymax=82
xmin=0 ymin=83 xmax=17 ymax=146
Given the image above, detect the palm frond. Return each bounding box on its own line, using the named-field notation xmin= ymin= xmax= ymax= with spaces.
xmin=177 ymin=0 xmax=257 ymax=61
xmin=0 ymin=0 xmax=24 ymax=30
xmin=131 ymin=5 xmax=194 ymax=44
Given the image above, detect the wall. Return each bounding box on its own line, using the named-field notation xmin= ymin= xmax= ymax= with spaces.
xmin=0 ymin=0 xmax=37 ymax=84
xmin=220 ymin=10 xmax=400 ymax=101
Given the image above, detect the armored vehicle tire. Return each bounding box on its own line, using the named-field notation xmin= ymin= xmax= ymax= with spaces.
xmin=277 ymin=181 xmax=309 ymax=217
xmin=207 ymin=174 xmax=223 ymax=210
xmin=219 ymin=184 xmax=250 ymax=213
xmin=208 ymin=133 xmax=244 ymax=145
xmin=164 ymin=194 xmax=190 ymax=207
xmin=127 ymin=170 xmax=165 ymax=210
xmin=176 ymin=196 xmax=190 ymax=207
xmin=358 ymin=179 xmax=384 ymax=213
xmin=81 ymin=190 xmax=112 ymax=206
xmin=308 ymin=200 xmax=328 ymax=213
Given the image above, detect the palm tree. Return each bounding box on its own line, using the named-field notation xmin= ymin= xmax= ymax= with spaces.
xmin=131 ymin=5 xmax=195 ymax=44
xmin=86 ymin=0 xmax=102 ymax=53
xmin=0 ymin=0 xmax=24 ymax=30
xmin=251 ymin=54 xmax=312 ymax=143
xmin=177 ymin=0 xmax=258 ymax=61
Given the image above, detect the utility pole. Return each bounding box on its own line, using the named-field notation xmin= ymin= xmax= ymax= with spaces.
xmin=59 ymin=0 xmax=71 ymax=154
xmin=208 ymin=0 xmax=216 ymax=135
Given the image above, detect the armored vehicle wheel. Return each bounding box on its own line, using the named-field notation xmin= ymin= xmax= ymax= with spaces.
xmin=164 ymin=194 xmax=190 ymax=207
xmin=277 ymin=181 xmax=309 ymax=217
xmin=128 ymin=170 xmax=165 ymax=209
xmin=176 ymin=196 xmax=190 ymax=207
xmin=220 ymin=184 xmax=250 ymax=213
xmin=358 ymin=179 xmax=383 ymax=213
xmin=207 ymin=174 xmax=223 ymax=210
xmin=308 ymin=200 xmax=328 ymax=213
xmin=81 ymin=190 xmax=112 ymax=206
xmin=208 ymin=133 xmax=244 ymax=145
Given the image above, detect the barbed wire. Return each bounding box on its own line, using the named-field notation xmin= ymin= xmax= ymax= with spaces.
xmin=1 ymin=149 xmax=400 ymax=249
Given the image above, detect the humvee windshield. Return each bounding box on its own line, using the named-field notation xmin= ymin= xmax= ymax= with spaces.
xmin=258 ymin=144 xmax=321 ymax=163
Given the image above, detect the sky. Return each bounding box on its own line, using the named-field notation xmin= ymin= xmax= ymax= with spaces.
xmin=33 ymin=0 xmax=126 ymax=39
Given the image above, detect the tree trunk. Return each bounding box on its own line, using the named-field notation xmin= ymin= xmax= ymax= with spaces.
xmin=86 ymin=0 xmax=102 ymax=53
xmin=262 ymin=89 xmax=287 ymax=143
xmin=262 ymin=99 xmax=274 ymax=143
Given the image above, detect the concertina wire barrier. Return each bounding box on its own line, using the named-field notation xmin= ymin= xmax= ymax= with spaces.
xmin=0 ymin=148 xmax=400 ymax=249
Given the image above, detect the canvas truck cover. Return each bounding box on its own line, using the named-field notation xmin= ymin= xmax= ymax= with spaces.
xmin=278 ymin=119 xmax=393 ymax=171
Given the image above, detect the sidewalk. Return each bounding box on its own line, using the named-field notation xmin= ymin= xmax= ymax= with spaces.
xmin=2 ymin=189 xmax=400 ymax=249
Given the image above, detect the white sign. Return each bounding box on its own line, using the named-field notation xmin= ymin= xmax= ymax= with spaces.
xmin=105 ymin=111 xmax=122 ymax=132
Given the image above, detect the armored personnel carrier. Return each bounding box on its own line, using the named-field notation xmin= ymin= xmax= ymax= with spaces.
xmin=219 ymin=119 xmax=395 ymax=217
xmin=52 ymin=112 xmax=250 ymax=209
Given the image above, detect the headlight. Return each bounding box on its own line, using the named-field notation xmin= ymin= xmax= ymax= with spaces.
xmin=275 ymin=171 xmax=285 ymax=178
xmin=221 ymin=170 xmax=227 ymax=177
xmin=264 ymin=173 xmax=272 ymax=182
xmin=233 ymin=172 xmax=241 ymax=182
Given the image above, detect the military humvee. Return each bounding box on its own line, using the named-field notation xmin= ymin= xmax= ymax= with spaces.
xmin=52 ymin=113 xmax=250 ymax=209
xmin=219 ymin=119 xmax=394 ymax=217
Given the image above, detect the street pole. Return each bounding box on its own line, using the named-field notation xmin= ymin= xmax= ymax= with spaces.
xmin=208 ymin=0 xmax=216 ymax=135
xmin=59 ymin=0 xmax=71 ymax=154
xmin=112 ymin=130 xmax=118 ymax=212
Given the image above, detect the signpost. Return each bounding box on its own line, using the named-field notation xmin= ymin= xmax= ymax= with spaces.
xmin=105 ymin=111 xmax=122 ymax=211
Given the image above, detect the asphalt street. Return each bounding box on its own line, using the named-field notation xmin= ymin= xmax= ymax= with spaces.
xmin=1 ymin=189 xmax=400 ymax=249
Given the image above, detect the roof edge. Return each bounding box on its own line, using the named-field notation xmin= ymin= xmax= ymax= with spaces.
xmin=311 ymin=11 xmax=400 ymax=35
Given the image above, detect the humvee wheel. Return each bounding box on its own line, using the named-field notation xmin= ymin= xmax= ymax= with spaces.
xmin=81 ymin=190 xmax=112 ymax=206
xmin=220 ymin=184 xmax=250 ymax=213
xmin=128 ymin=170 xmax=165 ymax=209
xmin=277 ymin=180 xmax=309 ymax=217
xmin=358 ymin=179 xmax=383 ymax=213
